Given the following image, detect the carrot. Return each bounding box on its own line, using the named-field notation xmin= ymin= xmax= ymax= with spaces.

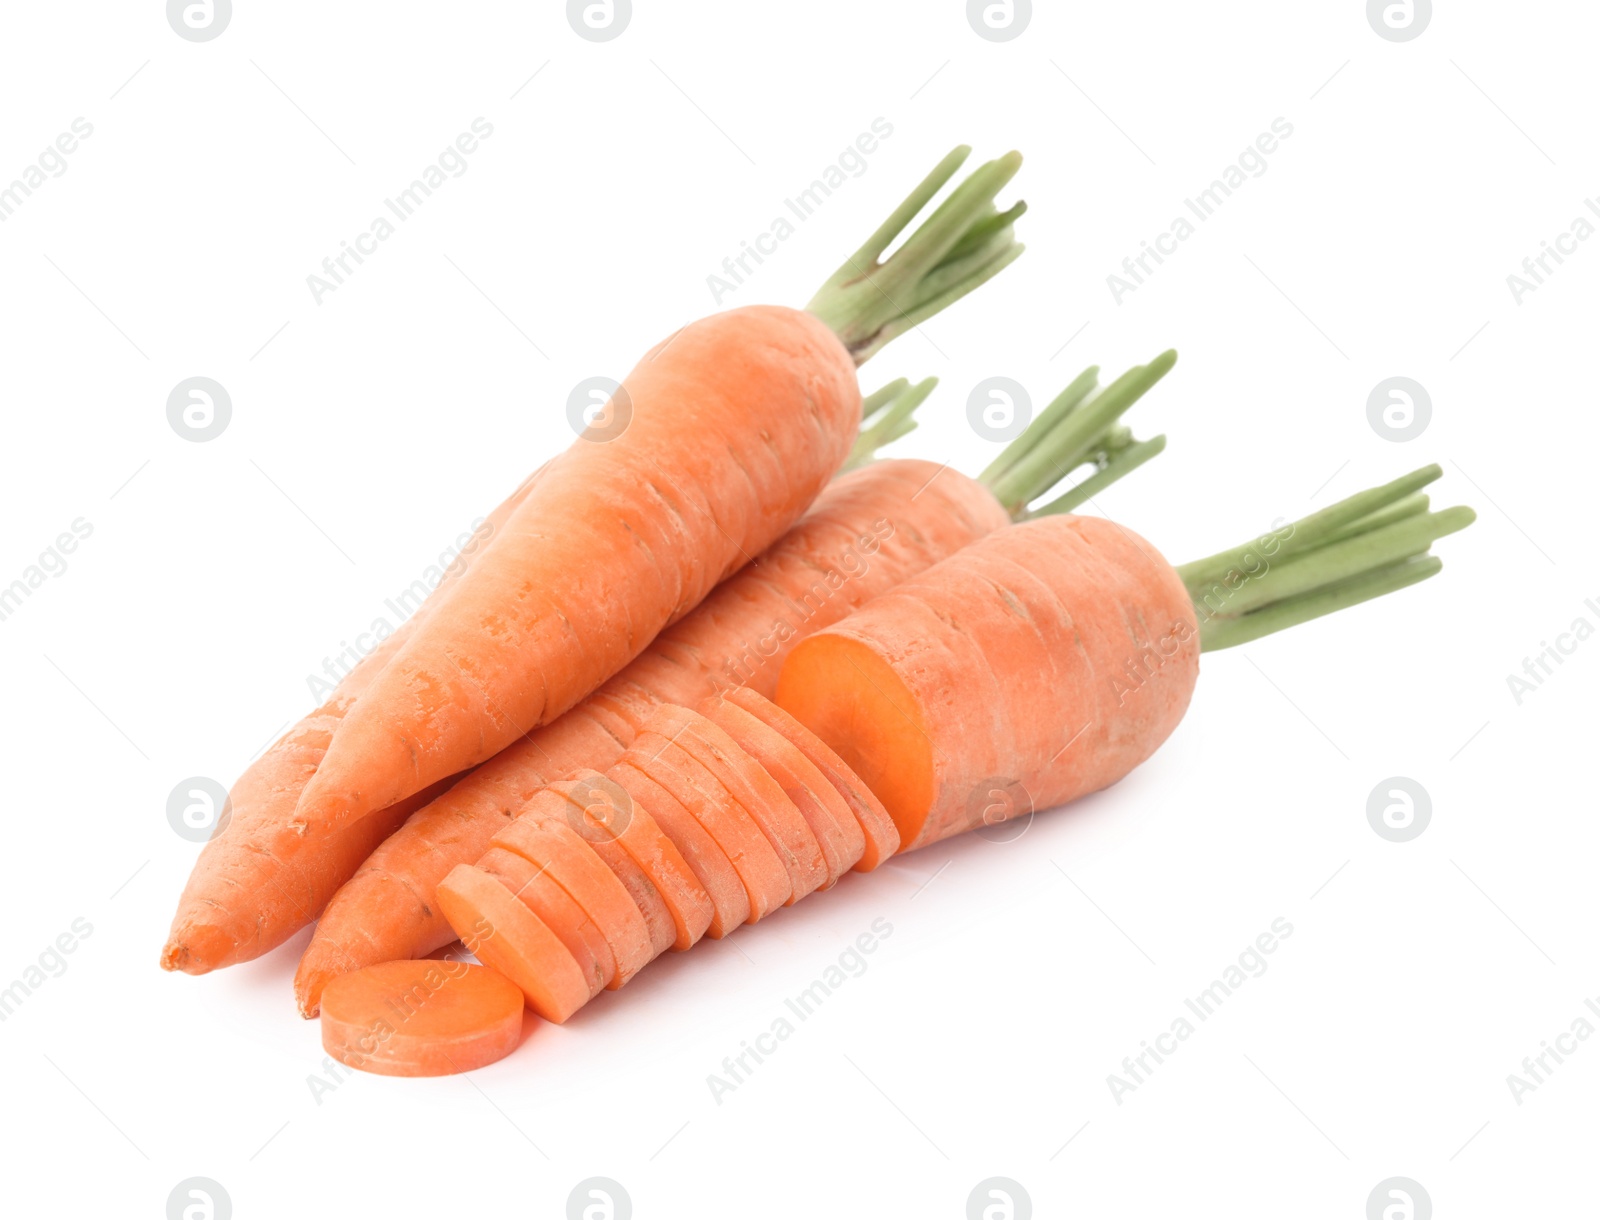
xmin=295 ymin=352 xmax=1178 ymax=1012
xmin=292 ymin=149 xmax=1029 ymax=840
xmin=774 ymin=467 xmax=1475 ymax=850
xmin=477 ymin=846 xmax=608 ymax=997
xmin=320 ymin=960 xmax=524 ymax=1077
xmin=434 ymin=863 xmax=591 ymax=1023
xmin=160 ymin=468 xmax=544 ymax=974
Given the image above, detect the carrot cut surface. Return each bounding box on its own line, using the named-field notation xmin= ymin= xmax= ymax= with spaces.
xmin=698 ymin=695 xmax=865 ymax=887
xmin=609 ymin=762 xmax=746 ymax=938
xmin=624 ymin=732 xmax=791 ymax=921
xmin=321 ymin=960 xmax=523 ymax=1077
xmin=645 ymin=705 xmax=828 ymax=904
xmin=478 ymin=847 xmax=607 ymax=998
xmin=435 ymin=864 xmax=589 ymax=1024
xmin=723 ymin=686 xmax=900 ymax=869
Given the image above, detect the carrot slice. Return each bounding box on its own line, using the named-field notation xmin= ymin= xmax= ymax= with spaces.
xmin=647 ymin=704 xmax=829 ymax=902
xmin=723 ymin=686 xmax=900 ymax=869
xmin=699 ymin=695 xmax=864 ymax=886
xmin=624 ymin=731 xmax=791 ymax=922
xmin=321 ymin=960 xmax=524 ymax=1077
xmin=557 ymin=769 xmax=712 ymax=951
xmin=610 ymin=762 xmax=747 ymax=938
xmin=547 ymin=774 xmax=677 ymax=960
xmin=499 ymin=792 xmax=654 ymax=988
xmin=435 ymin=864 xmax=589 ymax=1023
xmin=478 ymin=847 xmax=607 ymax=997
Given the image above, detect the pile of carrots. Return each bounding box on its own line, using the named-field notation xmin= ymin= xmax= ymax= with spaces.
xmin=162 ymin=146 xmax=1474 ymax=1077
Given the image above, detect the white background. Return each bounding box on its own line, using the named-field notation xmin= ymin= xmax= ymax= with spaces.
xmin=0 ymin=1 xmax=1593 ymax=1216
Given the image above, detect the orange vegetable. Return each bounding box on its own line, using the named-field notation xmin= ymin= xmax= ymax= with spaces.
xmin=774 ymin=516 xmax=1201 ymax=851
xmin=320 ymin=960 xmax=523 ymax=1077
xmin=160 ymin=469 xmax=542 ymax=974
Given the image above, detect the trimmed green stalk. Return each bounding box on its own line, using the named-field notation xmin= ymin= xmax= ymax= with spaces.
xmin=807 ymin=148 xmax=1025 ymax=365
xmin=843 ymin=377 xmax=938 ymax=470
xmin=979 ymin=365 xmax=1099 ymax=486
xmin=1199 ymin=556 xmax=1444 ymax=651
xmin=1324 ymin=492 xmax=1429 ymax=545
xmin=1177 ymin=464 xmax=1442 ymax=596
xmin=989 ymin=350 xmax=1178 ymax=514
xmin=861 ymin=378 xmax=910 ymax=424
xmin=1028 ymin=435 xmax=1167 ymax=518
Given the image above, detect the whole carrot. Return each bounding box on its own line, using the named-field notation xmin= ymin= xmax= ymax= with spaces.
xmin=292 ymin=148 xmax=1028 ymax=840
xmin=160 ymin=470 xmax=543 ymax=974
xmin=295 ymin=357 xmax=1178 ymax=1013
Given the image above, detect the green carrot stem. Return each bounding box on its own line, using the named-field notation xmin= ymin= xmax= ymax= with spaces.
xmin=1027 ymin=435 xmax=1167 ymax=518
xmin=989 ymin=350 xmax=1178 ymax=513
xmin=842 ymin=377 xmax=938 ymax=470
xmin=807 ymin=148 xmax=1025 ymax=365
xmin=1199 ymin=556 xmax=1444 ymax=651
xmin=978 ymin=365 xmax=1099 ymax=487
xmin=1196 ymin=506 xmax=1473 ymax=620
xmin=1176 ymin=464 xmax=1443 ymax=595
xmin=1324 ymin=493 xmax=1429 ymax=545
xmin=861 ymin=378 xmax=910 ymax=424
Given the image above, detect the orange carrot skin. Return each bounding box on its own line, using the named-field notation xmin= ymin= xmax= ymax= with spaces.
xmin=296 ymin=305 xmax=867 ymax=837
xmin=294 ymin=458 xmax=1006 ymax=1013
xmin=775 ymin=516 xmax=1201 ymax=852
xmin=160 ymin=469 xmax=544 ymax=975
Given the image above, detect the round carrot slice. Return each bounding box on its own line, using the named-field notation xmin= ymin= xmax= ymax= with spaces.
xmin=558 ymin=768 xmax=713 ymax=951
xmin=610 ymin=762 xmax=747 ymax=938
xmin=321 ymin=959 xmax=524 ymax=1077
xmin=626 ymin=731 xmax=791 ymax=922
xmin=478 ymin=846 xmax=607 ymax=997
xmin=503 ymin=790 xmax=654 ymax=988
xmin=699 ymin=695 xmax=865 ymax=886
xmin=649 ymin=704 xmax=829 ymax=902
xmin=548 ymin=773 xmax=676 ymax=960
xmin=435 ymin=864 xmax=590 ymax=1024
xmin=725 ymin=686 xmax=900 ymax=869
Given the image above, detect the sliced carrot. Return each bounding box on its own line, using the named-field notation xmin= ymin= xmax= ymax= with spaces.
xmin=547 ymin=774 xmax=677 ymax=960
xmin=609 ymin=762 xmax=747 ymax=938
xmin=499 ymin=792 xmax=654 ymax=988
xmin=698 ymin=695 xmax=864 ymax=886
xmin=646 ymin=704 xmax=829 ymax=903
xmin=623 ymin=731 xmax=791 ymax=922
xmin=321 ymin=960 xmax=524 ymax=1077
xmin=435 ymin=864 xmax=589 ymax=1024
xmin=723 ymin=686 xmax=900 ymax=869
xmin=552 ymin=770 xmax=709 ymax=952
xmin=478 ymin=847 xmax=607 ymax=997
